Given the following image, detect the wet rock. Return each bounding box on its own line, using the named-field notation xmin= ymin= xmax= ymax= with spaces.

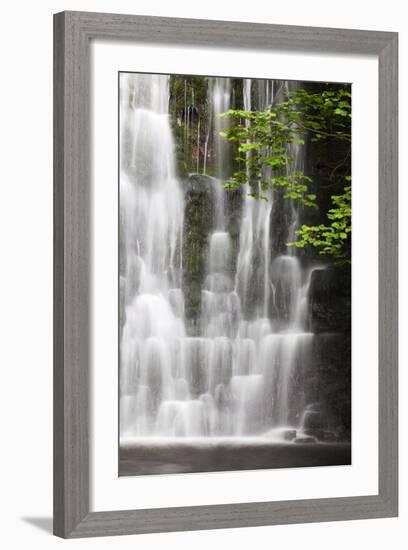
xmin=302 ymin=409 xmax=326 ymax=430
xmin=278 ymin=429 xmax=297 ymax=441
xmin=184 ymin=173 xmax=217 ymax=198
xmin=308 ymin=265 xmax=351 ymax=333
xmin=294 ymin=435 xmax=317 ymax=444
xmin=303 ymin=428 xmax=324 ymax=440
xmin=303 ymin=428 xmax=338 ymax=442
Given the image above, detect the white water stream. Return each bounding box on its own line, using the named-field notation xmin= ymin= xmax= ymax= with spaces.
xmin=120 ymin=74 xmax=321 ymax=442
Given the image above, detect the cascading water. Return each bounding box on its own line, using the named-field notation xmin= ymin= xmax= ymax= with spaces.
xmin=120 ymin=74 xmax=324 ymax=444
xmin=211 ymin=77 xmax=232 ymax=228
xmin=120 ymin=74 xmax=185 ymax=436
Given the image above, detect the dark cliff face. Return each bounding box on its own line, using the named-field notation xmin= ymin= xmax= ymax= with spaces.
xmin=309 ymin=265 xmax=351 ymax=334
xmin=306 ymin=265 xmax=352 ymax=438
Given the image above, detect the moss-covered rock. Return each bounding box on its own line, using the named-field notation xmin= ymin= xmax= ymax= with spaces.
xmin=182 ymin=174 xmax=215 ymax=330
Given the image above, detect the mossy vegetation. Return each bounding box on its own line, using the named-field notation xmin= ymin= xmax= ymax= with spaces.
xmin=182 ymin=174 xmax=215 ymax=328
xmin=169 ymin=76 xmax=212 ymax=177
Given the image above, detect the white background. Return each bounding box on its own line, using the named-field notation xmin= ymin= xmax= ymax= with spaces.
xmin=0 ymin=0 xmax=405 ymax=548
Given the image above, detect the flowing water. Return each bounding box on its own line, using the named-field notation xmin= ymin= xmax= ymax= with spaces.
xmin=120 ymin=74 xmax=324 ymax=444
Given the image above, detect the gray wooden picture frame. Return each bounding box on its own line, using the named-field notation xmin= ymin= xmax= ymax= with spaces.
xmin=53 ymin=10 xmax=398 ymax=538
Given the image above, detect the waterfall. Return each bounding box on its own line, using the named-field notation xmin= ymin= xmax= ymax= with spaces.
xmin=120 ymin=74 xmax=185 ymax=436
xmin=120 ymin=74 xmax=323 ymax=442
xmin=235 ymin=79 xmax=273 ymax=318
xmin=209 ymin=77 xmax=232 ymax=229
xmin=212 ymin=77 xmax=231 ymax=181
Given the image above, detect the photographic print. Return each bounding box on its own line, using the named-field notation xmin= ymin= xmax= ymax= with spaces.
xmin=119 ymin=72 xmax=352 ymax=476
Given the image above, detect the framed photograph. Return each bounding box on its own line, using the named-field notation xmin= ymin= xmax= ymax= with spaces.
xmin=54 ymin=11 xmax=398 ymax=538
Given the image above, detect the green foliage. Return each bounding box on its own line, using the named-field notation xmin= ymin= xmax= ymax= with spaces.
xmin=288 ymin=185 xmax=351 ymax=262
xmin=169 ymin=76 xmax=211 ymax=176
xmin=275 ymin=88 xmax=351 ymax=143
xmin=220 ymin=86 xmax=351 ymax=259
